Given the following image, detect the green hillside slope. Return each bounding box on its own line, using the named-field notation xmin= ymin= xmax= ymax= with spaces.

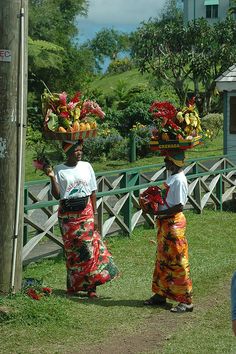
xmin=89 ymin=68 xmax=152 ymax=94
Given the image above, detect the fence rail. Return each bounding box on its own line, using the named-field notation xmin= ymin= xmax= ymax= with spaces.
xmin=23 ymin=155 xmax=236 ymax=262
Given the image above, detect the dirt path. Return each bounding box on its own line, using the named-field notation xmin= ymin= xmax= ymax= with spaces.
xmin=76 ymin=282 xmax=230 ymax=354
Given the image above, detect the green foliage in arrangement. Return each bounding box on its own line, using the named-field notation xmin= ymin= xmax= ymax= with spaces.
xmin=0 ymin=210 xmax=235 ymax=353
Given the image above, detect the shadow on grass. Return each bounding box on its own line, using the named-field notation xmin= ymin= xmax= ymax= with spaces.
xmin=222 ymin=199 xmax=236 ymax=212
xmin=53 ymin=288 xmax=172 ymax=310
xmin=79 ymin=298 xmax=173 ymax=311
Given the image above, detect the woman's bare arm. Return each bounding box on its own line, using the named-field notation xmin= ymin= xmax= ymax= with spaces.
xmin=43 ymin=166 xmax=60 ymax=200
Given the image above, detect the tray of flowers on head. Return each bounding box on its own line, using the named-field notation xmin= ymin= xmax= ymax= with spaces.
xmin=41 ymin=89 xmax=105 ymax=141
xmin=149 ymin=99 xmax=203 ymax=151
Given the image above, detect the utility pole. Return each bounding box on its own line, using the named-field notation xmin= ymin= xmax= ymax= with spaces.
xmin=0 ymin=0 xmax=28 ymax=294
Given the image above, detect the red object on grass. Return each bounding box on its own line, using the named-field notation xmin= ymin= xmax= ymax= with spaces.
xmin=26 ymin=288 xmax=42 ymax=300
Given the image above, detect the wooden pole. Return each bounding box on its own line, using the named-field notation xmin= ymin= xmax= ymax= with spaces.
xmin=0 ymin=0 xmax=28 ymax=294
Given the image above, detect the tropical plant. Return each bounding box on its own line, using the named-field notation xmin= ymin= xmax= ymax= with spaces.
xmin=28 ymin=37 xmax=64 ymax=72
xmin=149 ymin=98 xmax=202 ymax=141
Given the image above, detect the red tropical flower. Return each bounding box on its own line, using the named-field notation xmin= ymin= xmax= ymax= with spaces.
xmin=59 ymin=92 xmax=67 ymax=106
xmin=32 ymin=160 xmax=44 ymax=171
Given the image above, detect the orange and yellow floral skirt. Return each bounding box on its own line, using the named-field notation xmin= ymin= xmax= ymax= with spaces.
xmin=58 ymin=200 xmax=119 ymax=293
xmin=152 ymin=212 xmax=192 ymax=304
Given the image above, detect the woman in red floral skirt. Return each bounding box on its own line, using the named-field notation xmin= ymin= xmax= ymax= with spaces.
xmin=44 ymin=140 xmax=119 ymax=297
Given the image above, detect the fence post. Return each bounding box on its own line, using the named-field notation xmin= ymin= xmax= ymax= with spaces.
xmin=129 ymin=132 xmax=136 ymax=163
xmin=120 ymin=171 xmax=132 ymax=235
xmin=192 ymin=163 xmax=201 ymax=211
xmin=216 ymin=174 xmax=223 ymax=211
xmin=23 ymin=187 xmax=28 ymax=246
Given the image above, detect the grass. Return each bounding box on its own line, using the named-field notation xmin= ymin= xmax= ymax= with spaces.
xmin=89 ymin=68 xmax=152 ymax=95
xmin=0 ymin=209 xmax=236 ymax=353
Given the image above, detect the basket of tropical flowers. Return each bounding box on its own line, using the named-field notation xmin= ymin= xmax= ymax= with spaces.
xmin=41 ymin=89 xmax=105 ymax=141
xmin=149 ymin=98 xmax=202 ymax=151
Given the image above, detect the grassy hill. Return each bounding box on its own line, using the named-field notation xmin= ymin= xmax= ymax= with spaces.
xmin=88 ymin=68 xmax=152 ymax=94
xmin=89 ymin=68 xmax=197 ymax=96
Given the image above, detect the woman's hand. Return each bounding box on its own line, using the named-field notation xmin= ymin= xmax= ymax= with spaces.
xmin=43 ymin=165 xmax=54 ymax=178
xmin=233 ymin=320 xmax=236 ymax=336
xmin=94 ymin=213 xmax=99 ymax=231
xmin=139 ymin=196 xmax=151 ymax=213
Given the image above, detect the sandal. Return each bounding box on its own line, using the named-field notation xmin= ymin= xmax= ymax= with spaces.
xmin=66 ymin=290 xmax=78 ymax=297
xmin=170 ymin=303 xmax=193 ymax=313
xmin=144 ymin=294 xmax=166 ymax=306
xmin=88 ymin=292 xmax=98 ymax=298
xmin=88 ymin=290 xmax=98 ymax=298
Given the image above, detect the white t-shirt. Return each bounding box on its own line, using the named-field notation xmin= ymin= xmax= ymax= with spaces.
xmin=54 ymin=161 xmax=97 ymax=199
xmin=159 ymin=171 xmax=188 ymax=211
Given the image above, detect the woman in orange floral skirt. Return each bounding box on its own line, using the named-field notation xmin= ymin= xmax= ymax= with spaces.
xmin=144 ymin=151 xmax=193 ymax=313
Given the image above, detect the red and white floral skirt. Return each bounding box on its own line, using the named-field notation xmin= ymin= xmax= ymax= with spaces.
xmin=58 ymin=200 xmax=119 ymax=293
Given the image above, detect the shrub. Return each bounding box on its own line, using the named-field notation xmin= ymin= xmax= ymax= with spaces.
xmin=105 ymin=90 xmax=157 ymax=135
xmin=130 ymin=123 xmax=152 ymax=158
xmin=107 ymin=57 xmax=134 ymax=74
xmin=26 ymin=126 xmax=43 ymax=148
xmin=107 ymin=138 xmax=129 ymax=160
xmin=83 ymin=136 xmax=107 ymax=162
xmin=201 ymin=113 xmax=223 ymax=137
xmin=83 ymin=129 xmax=124 ymax=162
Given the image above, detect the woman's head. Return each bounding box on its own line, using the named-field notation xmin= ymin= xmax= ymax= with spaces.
xmin=62 ymin=139 xmax=83 ymax=164
xmin=164 ymin=151 xmax=185 ymax=171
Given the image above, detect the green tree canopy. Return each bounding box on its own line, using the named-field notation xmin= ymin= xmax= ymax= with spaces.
xmin=131 ymin=16 xmax=192 ymax=106
xmin=29 ymin=0 xmax=88 ymax=47
xmin=85 ymin=28 xmax=131 ymax=70
xmin=28 ymin=0 xmax=96 ymax=94
xmin=131 ymin=14 xmax=236 ymax=114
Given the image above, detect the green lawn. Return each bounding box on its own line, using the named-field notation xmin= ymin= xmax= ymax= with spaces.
xmin=0 ymin=209 xmax=235 ymax=353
